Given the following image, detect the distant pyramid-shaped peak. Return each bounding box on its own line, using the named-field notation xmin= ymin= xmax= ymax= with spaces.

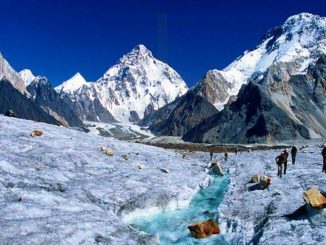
xmin=119 ymin=44 xmax=154 ymax=65
xmin=55 ymin=72 xmax=88 ymax=93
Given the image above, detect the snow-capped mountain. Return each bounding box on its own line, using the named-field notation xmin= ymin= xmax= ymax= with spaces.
xmin=55 ymin=72 xmax=88 ymax=94
xmin=58 ymin=44 xmax=188 ymax=122
xmin=19 ymin=69 xmax=36 ymax=86
xmin=143 ymin=13 xmax=326 ymax=143
xmin=195 ymin=13 xmax=326 ymax=110
xmin=0 ymin=53 xmax=27 ymax=93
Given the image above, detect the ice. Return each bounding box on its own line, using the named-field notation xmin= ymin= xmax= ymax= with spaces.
xmin=0 ymin=115 xmax=207 ymax=244
xmin=216 ymin=144 xmax=326 ymax=244
xmin=126 ymin=175 xmax=229 ymax=244
xmin=0 ymin=115 xmax=325 ymax=244
xmin=125 ymin=142 xmax=326 ymax=244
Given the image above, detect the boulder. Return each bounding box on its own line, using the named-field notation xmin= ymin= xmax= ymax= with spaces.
xmin=260 ymin=175 xmax=271 ymax=188
xmin=4 ymin=110 xmax=15 ymax=117
xmin=100 ymin=146 xmax=114 ymax=156
xmin=247 ymin=174 xmax=271 ymax=191
xmin=106 ymin=150 xmax=114 ymax=156
xmin=211 ymin=162 xmax=223 ymax=176
xmin=160 ymin=168 xmax=169 ymax=174
xmin=100 ymin=146 xmax=107 ymax=152
xmin=249 ymin=174 xmax=260 ymax=183
xmin=188 ymin=219 xmax=220 ymax=239
xmin=303 ymin=188 xmax=326 ymax=209
xmin=30 ymin=130 xmax=43 ymax=137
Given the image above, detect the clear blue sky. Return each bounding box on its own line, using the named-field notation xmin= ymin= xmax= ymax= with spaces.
xmin=0 ymin=0 xmax=326 ymax=87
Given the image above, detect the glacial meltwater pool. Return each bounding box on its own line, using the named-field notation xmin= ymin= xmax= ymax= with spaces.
xmin=128 ymin=174 xmax=229 ymax=244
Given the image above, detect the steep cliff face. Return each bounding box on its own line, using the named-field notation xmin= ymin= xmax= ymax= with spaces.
xmin=26 ymin=76 xmax=84 ymax=127
xmin=184 ymin=55 xmax=326 ymax=144
xmin=146 ymin=91 xmax=218 ymax=136
xmin=183 ymin=81 xmax=310 ymax=144
xmin=0 ymin=53 xmax=27 ymax=93
xmin=60 ymin=85 xmax=117 ymax=123
xmin=262 ymin=56 xmax=326 ymax=138
xmin=0 ymin=78 xmax=59 ymax=125
xmin=193 ymin=70 xmax=233 ymax=109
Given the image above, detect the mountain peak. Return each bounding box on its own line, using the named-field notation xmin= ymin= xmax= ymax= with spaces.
xmin=0 ymin=52 xmax=27 ymax=93
xmin=133 ymin=44 xmax=151 ymax=54
xmin=194 ymin=12 xmax=326 ymax=112
xmin=19 ymin=69 xmax=36 ymax=86
xmin=55 ymin=72 xmax=88 ymax=93
xmin=283 ymin=13 xmax=326 ymax=32
xmin=119 ymin=44 xmax=153 ymax=65
xmin=285 ymin=12 xmax=320 ymax=24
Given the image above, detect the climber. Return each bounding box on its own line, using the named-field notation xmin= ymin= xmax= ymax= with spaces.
xmin=224 ymin=152 xmax=228 ymax=161
xmin=291 ymin=146 xmax=297 ymax=164
xmin=210 ymin=151 xmax=213 ymax=161
xmin=283 ymin=149 xmax=289 ymax=174
xmin=275 ymin=152 xmax=286 ymax=178
xmin=322 ymin=145 xmax=326 ymax=173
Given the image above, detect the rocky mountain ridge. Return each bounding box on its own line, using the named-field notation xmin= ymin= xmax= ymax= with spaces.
xmin=57 ymin=44 xmax=188 ymax=123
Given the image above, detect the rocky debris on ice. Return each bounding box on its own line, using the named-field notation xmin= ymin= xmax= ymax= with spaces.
xmin=209 ymin=144 xmax=326 ymax=244
xmin=188 ymin=218 xmax=220 ymax=239
xmin=100 ymin=146 xmax=114 ymax=156
xmin=303 ymin=187 xmax=326 ymax=209
xmin=160 ymin=168 xmax=169 ymax=174
xmin=209 ymin=161 xmax=224 ymax=176
xmin=0 ymin=115 xmax=209 ymax=244
xmin=30 ymin=129 xmax=43 ymax=137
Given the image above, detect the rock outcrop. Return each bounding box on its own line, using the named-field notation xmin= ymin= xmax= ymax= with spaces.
xmin=142 ymin=91 xmax=218 ymax=136
xmin=0 ymin=78 xmax=59 ymax=125
xmin=26 ymin=76 xmax=84 ymax=127
xmin=184 ymin=54 xmax=326 ymax=144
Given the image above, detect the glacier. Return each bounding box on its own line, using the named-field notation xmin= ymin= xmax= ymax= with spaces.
xmin=0 ymin=115 xmax=208 ymax=244
xmin=0 ymin=115 xmax=325 ymax=244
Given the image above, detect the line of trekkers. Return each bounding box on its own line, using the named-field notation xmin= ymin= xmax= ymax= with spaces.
xmin=275 ymin=145 xmax=326 ymax=178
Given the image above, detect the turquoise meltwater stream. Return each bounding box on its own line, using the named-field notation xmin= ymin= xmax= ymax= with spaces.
xmin=129 ymin=174 xmax=230 ymax=244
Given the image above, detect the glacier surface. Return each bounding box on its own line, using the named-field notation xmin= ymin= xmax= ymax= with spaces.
xmin=0 ymin=115 xmax=325 ymax=244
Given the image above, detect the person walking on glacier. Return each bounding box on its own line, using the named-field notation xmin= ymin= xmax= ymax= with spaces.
xmin=224 ymin=152 xmax=228 ymax=162
xmin=275 ymin=152 xmax=286 ymax=178
xmin=322 ymin=145 xmax=326 ymax=173
xmin=210 ymin=151 xmax=213 ymax=161
xmin=291 ymin=146 xmax=297 ymax=165
xmin=283 ymin=149 xmax=289 ymax=175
